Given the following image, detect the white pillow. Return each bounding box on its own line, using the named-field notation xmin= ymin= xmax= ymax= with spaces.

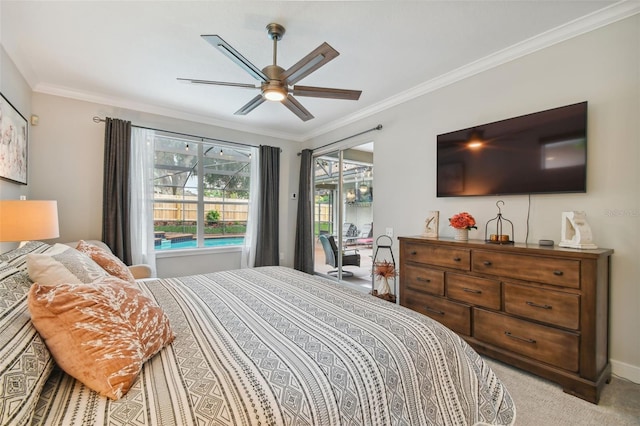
xmin=26 ymin=243 xmax=108 ymax=286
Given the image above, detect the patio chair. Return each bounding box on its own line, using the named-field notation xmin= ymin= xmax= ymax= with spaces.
xmin=356 ymin=223 xmax=373 ymax=247
xmin=319 ymin=234 xmax=361 ymax=277
xmin=343 ymin=222 xmax=359 ymax=245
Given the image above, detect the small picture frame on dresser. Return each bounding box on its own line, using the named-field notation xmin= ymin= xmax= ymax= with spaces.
xmin=423 ymin=211 xmax=439 ymax=237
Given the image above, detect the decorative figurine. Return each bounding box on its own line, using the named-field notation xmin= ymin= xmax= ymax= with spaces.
xmin=559 ymin=211 xmax=598 ymax=249
xmin=423 ymin=211 xmax=439 ymax=237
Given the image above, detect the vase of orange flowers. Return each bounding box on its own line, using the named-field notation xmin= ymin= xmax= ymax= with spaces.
xmin=454 ymin=228 xmax=469 ymax=241
xmin=373 ymin=260 xmax=396 ymax=300
xmin=449 ymin=212 xmax=477 ymax=241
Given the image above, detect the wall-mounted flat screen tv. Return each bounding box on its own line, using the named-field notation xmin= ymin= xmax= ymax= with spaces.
xmin=437 ymin=101 xmax=587 ymax=197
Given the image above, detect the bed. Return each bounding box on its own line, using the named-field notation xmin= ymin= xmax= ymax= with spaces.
xmin=1 ymin=241 xmax=515 ymax=426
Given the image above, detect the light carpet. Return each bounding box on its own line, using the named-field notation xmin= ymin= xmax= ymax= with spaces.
xmin=484 ymin=358 xmax=640 ymax=425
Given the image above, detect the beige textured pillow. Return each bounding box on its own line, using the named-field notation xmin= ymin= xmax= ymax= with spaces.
xmin=76 ymin=240 xmax=135 ymax=284
xmin=26 ymin=243 xmax=108 ymax=286
xmin=27 ymin=276 xmax=174 ymax=400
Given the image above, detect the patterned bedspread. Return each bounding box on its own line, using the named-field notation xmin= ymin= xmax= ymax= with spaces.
xmin=32 ymin=266 xmax=515 ymax=425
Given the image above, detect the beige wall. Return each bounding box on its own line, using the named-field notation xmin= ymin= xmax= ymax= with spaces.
xmin=307 ymin=16 xmax=640 ymax=382
xmin=0 ymin=47 xmax=33 ymax=252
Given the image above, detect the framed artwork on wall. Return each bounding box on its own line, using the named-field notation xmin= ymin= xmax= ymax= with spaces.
xmin=0 ymin=92 xmax=28 ymax=185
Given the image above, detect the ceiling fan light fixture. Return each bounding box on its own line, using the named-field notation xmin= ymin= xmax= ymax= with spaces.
xmin=264 ymin=86 xmax=286 ymax=102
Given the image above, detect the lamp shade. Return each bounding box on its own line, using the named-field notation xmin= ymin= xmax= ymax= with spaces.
xmin=0 ymin=200 xmax=59 ymax=242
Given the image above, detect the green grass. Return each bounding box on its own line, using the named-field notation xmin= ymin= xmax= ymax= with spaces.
xmin=314 ymin=222 xmax=333 ymax=234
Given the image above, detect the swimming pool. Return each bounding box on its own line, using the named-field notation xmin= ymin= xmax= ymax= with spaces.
xmin=157 ymin=237 xmax=244 ymax=250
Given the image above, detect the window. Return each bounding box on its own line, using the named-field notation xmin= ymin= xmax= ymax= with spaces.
xmin=152 ymin=133 xmax=254 ymax=251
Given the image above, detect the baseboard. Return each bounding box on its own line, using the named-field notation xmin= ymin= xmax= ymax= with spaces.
xmin=611 ymin=359 xmax=640 ymax=384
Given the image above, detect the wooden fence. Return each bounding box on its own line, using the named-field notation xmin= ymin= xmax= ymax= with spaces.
xmin=154 ymin=197 xmax=335 ymax=232
xmin=154 ymin=195 xmax=248 ymax=222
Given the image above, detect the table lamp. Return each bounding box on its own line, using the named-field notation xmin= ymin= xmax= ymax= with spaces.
xmin=0 ymin=200 xmax=59 ymax=247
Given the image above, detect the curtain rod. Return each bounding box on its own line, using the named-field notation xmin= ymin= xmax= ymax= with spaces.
xmin=297 ymin=124 xmax=383 ymax=156
xmin=92 ymin=116 xmax=259 ymax=149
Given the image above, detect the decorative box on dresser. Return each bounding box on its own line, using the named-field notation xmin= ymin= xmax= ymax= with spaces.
xmin=398 ymin=236 xmax=613 ymax=404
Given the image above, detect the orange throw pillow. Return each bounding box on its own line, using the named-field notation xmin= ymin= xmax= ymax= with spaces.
xmin=28 ymin=277 xmax=174 ymax=400
xmin=76 ymin=240 xmax=135 ymax=284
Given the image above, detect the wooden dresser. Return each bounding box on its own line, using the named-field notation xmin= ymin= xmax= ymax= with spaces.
xmin=398 ymin=236 xmax=613 ymax=403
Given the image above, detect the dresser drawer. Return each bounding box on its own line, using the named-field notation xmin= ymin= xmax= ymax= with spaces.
xmin=403 ymin=243 xmax=470 ymax=271
xmin=474 ymin=309 xmax=579 ymax=372
xmin=446 ymin=273 xmax=501 ymax=310
xmin=504 ymin=282 xmax=580 ymax=330
xmin=401 ymin=289 xmax=471 ymax=336
xmin=404 ymin=264 xmax=444 ymax=296
xmin=472 ymin=250 xmax=580 ymax=288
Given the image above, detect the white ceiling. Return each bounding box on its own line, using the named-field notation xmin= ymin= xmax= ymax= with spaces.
xmin=1 ymin=1 xmax=635 ymax=141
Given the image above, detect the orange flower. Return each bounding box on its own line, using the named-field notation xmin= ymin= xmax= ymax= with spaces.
xmin=374 ymin=261 xmax=396 ymax=279
xmin=449 ymin=212 xmax=477 ymax=230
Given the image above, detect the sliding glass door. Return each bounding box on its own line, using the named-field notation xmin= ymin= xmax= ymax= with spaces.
xmin=313 ymin=144 xmax=373 ymax=285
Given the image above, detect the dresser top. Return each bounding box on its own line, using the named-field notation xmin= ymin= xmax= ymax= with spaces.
xmin=398 ymin=235 xmax=613 ymax=258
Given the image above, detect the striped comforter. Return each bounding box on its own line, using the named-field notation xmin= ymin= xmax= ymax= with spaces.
xmin=32 ymin=266 xmax=515 ymax=425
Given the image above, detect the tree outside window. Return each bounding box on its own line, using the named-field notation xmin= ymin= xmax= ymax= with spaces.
xmin=152 ymin=135 xmax=253 ymax=250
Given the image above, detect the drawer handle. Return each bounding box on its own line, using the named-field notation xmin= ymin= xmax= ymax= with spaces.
xmin=410 ymin=251 xmax=418 ymax=255
xmin=483 ymin=260 xmax=492 ymax=266
xmin=504 ymin=331 xmax=536 ymax=344
xmin=416 ymin=277 xmax=431 ymax=283
xmin=463 ymin=287 xmax=482 ymax=294
xmin=424 ymin=306 xmax=445 ymax=316
xmin=553 ymin=270 xmax=564 ymax=276
xmin=526 ymin=301 xmax=552 ymax=310
xmin=453 ymin=257 xmax=462 ymax=262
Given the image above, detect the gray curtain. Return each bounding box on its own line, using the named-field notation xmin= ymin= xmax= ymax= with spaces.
xmin=294 ymin=149 xmax=314 ymax=273
xmin=102 ymin=117 xmax=132 ymax=264
xmin=254 ymin=145 xmax=280 ymax=266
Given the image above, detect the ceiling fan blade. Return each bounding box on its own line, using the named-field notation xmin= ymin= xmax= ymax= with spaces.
xmin=282 ymin=42 xmax=339 ymax=85
xmin=235 ymin=94 xmax=266 ymax=116
xmin=177 ymin=78 xmax=258 ymax=89
xmin=293 ymin=85 xmax=361 ymax=100
xmin=202 ymin=35 xmax=268 ymax=82
xmin=282 ymin=95 xmax=314 ymax=122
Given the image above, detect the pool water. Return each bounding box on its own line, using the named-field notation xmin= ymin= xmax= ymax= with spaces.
xmin=158 ymin=237 xmax=244 ymax=250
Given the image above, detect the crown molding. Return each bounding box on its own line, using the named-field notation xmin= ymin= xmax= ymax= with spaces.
xmin=33 ymin=83 xmax=303 ymax=142
xmin=300 ymin=0 xmax=640 ymax=141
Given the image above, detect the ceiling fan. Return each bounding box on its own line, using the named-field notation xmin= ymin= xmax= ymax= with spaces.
xmin=178 ymin=23 xmax=362 ymax=122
